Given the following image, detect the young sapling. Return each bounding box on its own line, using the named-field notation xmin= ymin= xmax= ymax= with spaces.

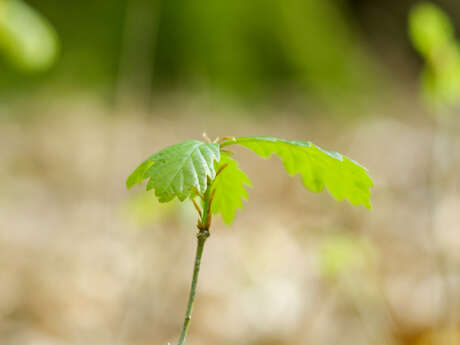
xmin=126 ymin=135 xmax=373 ymax=345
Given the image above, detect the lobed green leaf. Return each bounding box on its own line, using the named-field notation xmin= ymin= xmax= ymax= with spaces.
xmin=222 ymin=136 xmax=373 ymax=209
xmin=211 ymin=152 xmax=252 ymax=224
xmin=126 ymin=140 xmax=220 ymax=202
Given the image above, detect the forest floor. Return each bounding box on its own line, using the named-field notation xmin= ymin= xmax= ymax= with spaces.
xmin=0 ymin=99 xmax=459 ymax=345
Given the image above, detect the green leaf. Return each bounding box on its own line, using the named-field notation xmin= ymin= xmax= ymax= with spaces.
xmin=0 ymin=0 xmax=59 ymax=72
xmin=222 ymin=136 xmax=373 ymax=209
xmin=409 ymin=2 xmax=454 ymax=60
xmin=126 ymin=140 xmax=220 ymax=202
xmin=409 ymin=2 xmax=460 ymax=110
xmin=211 ymin=152 xmax=252 ymax=225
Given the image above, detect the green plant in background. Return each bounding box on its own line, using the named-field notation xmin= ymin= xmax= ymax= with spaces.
xmin=0 ymin=0 xmax=58 ymax=72
xmin=409 ymin=2 xmax=460 ymax=211
xmin=409 ymin=2 xmax=460 ymax=111
xmin=126 ymin=136 xmax=373 ymax=345
xmin=409 ymin=3 xmax=460 ymax=335
xmin=0 ymin=0 xmax=381 ymax=105
xmin=409 ymin=2 xmax=460 ymax=218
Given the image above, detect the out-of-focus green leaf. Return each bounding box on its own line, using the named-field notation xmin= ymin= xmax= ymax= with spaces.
xmin=126 ymin=140 xmax=220 ymax=203
xmin=211 ymin=152 xmax=252 ymax=225
xmin=0 ymin=0 xmax=59 ymax=72
xmin=222 ymin=136 xmax=373 ymax=208
xmin=409 ymin=2 xmax=460 ymax=110
xmin=409 ymin=2 xmax=454 ymax=59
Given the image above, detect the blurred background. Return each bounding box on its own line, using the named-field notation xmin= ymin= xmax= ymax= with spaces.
xmin=1 ymin=0 xmax=460 ymax=344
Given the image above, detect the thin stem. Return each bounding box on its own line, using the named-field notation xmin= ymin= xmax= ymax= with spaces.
xmin=177 ymin=229 xmax=209 ymax=345
xmin=176 ymin=183 xmax=213 ymax=345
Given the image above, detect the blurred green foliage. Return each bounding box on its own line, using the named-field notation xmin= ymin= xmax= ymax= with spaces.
xmin=409 ymin=2 xmax=454 ymax=58
xmin=0 ymin=0 xmax=381 ymax=105
xmin=154 ymin=0 xmax=378 ymax=101
xmin=409 ymin=2 xmax=460 ymax=112
xmin=0 ymin=0 xmax=58 ymax=72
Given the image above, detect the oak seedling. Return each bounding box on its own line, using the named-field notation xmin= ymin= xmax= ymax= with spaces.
xmin=126 ymin=135 xmax=373 ymax=345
